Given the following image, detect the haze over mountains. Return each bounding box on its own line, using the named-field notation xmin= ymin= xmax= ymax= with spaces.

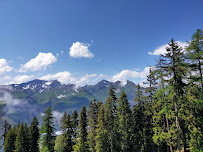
xmin=0 ymin=79 xmax=140 ymax=126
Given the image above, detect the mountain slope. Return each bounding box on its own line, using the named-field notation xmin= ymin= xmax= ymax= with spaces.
xmin=0 ymin=79 xmax=141 ymax=126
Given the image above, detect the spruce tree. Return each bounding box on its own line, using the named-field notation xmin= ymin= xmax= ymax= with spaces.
xmin=186 ymin=29 xmax=203 ymax=91
xmin=4 ymin=127 xmax=16 ymax=152
xmin=72 ymin=110 xmax=78 ymax=145
xmin=95 ymin=104 xmax=108 ymax=152
xmin=88 ymin=99 xmax=98 ymax=152
xmin=132 ymin=84 xmax=145 ymax=151
xmin=61 ymin=114 xmax=73 ymax=152
xmin=73 ymin=106 xmax=89 ymax=152
xmin=117 ymin=91 xmax=132 ymax=152
xmin=29 ymin=117 xmax=40 ymax=152
xmin=41 ymin=106 xmax=56 ymax=152
xmin=162 ymin=39 xmax=186 ymax=151
xmin=104 ymin=85 xmax=117 ymax=152
xmin=14 ymin=123 xmax=26 ymax=152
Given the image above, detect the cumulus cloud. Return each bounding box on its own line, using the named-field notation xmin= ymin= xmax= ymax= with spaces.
xmin=19 ymin=52 xmax=57 ymax=72
xmin=111 ymin=67 xmax=150 ymax=85
xmin=39 ymin=71 xmax=77 ymax=84
xmin=8 ymin=75 xmax=34 ymax=84
xmin=69 ymin=42 xmax=94 ymax=58
xmin=0 ymin=58 xmax=13 ymax=75
xmin=76 ymin=74 xmax=97 ymax=86
xmin=39 ymin=71 xmax=98 ymax=86
xmin=148 ymin=41 xmax=188 ymax=56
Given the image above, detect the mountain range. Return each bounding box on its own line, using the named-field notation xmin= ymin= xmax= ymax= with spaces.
xmin=0 ymin=79 xmax=140 ymax=127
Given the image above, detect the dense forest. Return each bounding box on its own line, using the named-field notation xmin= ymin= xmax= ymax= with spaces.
xmin=3 ymin=29 xmax=203 ymax=152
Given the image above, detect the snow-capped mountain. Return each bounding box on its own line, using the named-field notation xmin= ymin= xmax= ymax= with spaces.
xmin=0 ymin=79 xmax=140 ymax=126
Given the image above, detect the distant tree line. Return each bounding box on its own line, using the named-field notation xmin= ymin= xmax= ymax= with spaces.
xmin=3 ymin=29 xmax=203 ymax=152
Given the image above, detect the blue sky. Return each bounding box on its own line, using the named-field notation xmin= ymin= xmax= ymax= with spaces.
xmin=0 ymin=0 xmax=203 ymax=86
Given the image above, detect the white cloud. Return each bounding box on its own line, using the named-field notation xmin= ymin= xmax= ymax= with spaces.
xmin=69 ymin=42 xmax=94 ymax=58
xmin=111 ymin=67 xmax=150 ymax=85
xmin=0 ymin=59 xmax=13 ymax=75
xmin=76 ymin=74 xmax=97 ymax=86
xmin=53 ymin=111 xmax=63 ymax=124
xmin=39 ymin=71 xmax=98 ymax=86
xmin=0 ymin=92 xmax=28 ymax=114
xmin=148 ymin=41 xmax=188 ymax=56
xmin=39 ymin=71 xmax=76 ymax=84
xmin=61 ymin=51 xmax=64 ymax=54
xmin=19 ymin=52 xmax=57 ymax=72
xmin=8 ymin=75 xmax=34 ymax=84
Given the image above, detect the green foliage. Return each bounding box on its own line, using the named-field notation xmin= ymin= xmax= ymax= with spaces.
xmin=54 ymin=135 xmax=64 ymax=152
xmin=41 ymin=106 xmax=56 ymax=152
xmin=73 ymin=106 xmax=89 ymax=152
xmin=29 ymin=117 xmax=40 ymax=152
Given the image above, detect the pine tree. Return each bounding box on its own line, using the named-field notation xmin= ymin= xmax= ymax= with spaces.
xmin=4 ymin=127 xmax=16 ymax=152
xmin=132 ymin=84 xmax=145 ymax=151
xmin=61 ymin=114 xmax=73 ymax=152
xmin=117 ymin=91 xmax=132 ymax=152
xmin=88 ymin=99 xmax=98 ymax=152
xmin=41 ymin=106 xmax=56 ymax=152
xmin=143 ymin=68 xmax=157 ymax=152
xmin=3 ymin=120 xmax=10 ymax=142
xmin=72 ymin=110 xmax=78 ymax=145
xmin=29 ymin=117 xmax=40 ymax=152
xmin=162 ymin=39 xmax=187 ymax=151
xmin=95 ymin=104 xmax=108 ymax=152
xmin=14 ymin=123 xmax=26 ymax=152
xmin=104 ymin=85 xmax=117 ymax=152
xmin=73 ymin=106 xmax=89 ymax=152
xmin=186 ymin=29 xmax=203 ymax=91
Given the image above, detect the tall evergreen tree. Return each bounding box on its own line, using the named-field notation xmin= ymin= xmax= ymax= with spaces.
xmin=14 ymin=123 xmax=27 ymax=152
xmin=132 ymin=84 xmax=145 ymax=151
xmin=29 ymin=117 xmax=40 ymax=152
xmin=162 ymin=39 xmax=186 ymax=151
xmin=117 ymin=91 xmax=132 ymax=152
xmin=41 ymin=106 xmax=55 ymax=152
xmin=61 ymin=114 xmax=74 ymax=152
xmin=4 ymin=127 xmax=16 ymax=152
xmin=73 ymin=106 xmax=89 ymax=152
xmin=104 ymin=85 xmax=117 ymax=152
xmin=95 ymin=104 xmax=108 ymax=152
xmin=3 ymin=120 xmax=10 ymax=142
xmin=88 ymin=99 xmax=98 ymax=152
xmin=72 ymin=110 xmax=78 ymax=145
xmin=186 ymin=29 xmax=203 ymax=91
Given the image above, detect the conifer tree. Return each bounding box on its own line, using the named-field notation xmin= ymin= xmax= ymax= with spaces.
xmin=61 ymin=114 xmax=73 ymax=152
xmin=186 ymin=29 xmax=203 ymax=91
xmin=4 ymin=127 xmax=16 ymax=152
xmin=95 ymin=104 xmax=108 ymax=152
xmin=132 ymin=84 xmax=145 ymax=151
xmin=162 ymin=39 xmax=186 ymax=151
xmin=88 ymin=99 xmax=98 ymax=152
xmin=72 ymin=110 xmax=78 ymax=145
xmin=29 ymin=117 xmax=40 ymax=152
xmin=104 ymin=85 xmax=117 ymax=152
xmin=73 ymin=106 xmax=89 ymax=152
xmin=14 ymin=123 xmax=27 ymax=152
xmin=3 ymin=120 xmax=10 ymax=142
xmin=117 ymin=91 xmax=132 ymax=152
xmin=41 ymin=106 xmax=55 ymax=152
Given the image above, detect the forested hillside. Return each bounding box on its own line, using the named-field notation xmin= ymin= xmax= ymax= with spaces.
xmin=3 ymin=29 xmax=203 ymax=152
